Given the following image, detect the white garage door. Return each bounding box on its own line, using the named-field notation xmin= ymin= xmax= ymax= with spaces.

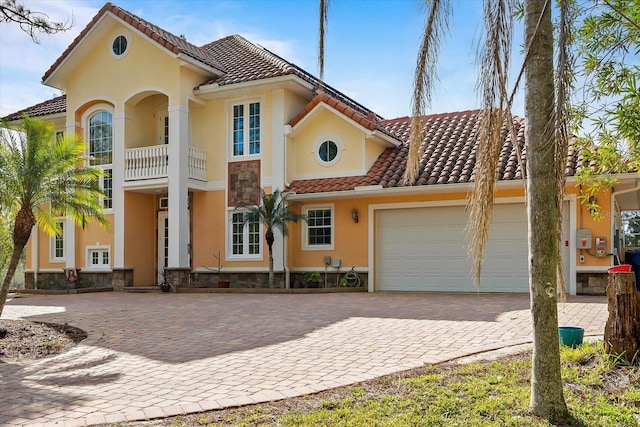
xmin=376 ymin=204 xmax=530 ymax=292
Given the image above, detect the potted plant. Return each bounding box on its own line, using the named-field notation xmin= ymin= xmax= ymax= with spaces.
xmin=204 ymin=251 xmax=230 ymax=288
xmin=303 ymin=271 xmax=321 ymax=288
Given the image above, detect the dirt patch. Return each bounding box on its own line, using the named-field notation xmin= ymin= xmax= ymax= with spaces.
xmin=0 ymin=319 xmax=87 ymax=362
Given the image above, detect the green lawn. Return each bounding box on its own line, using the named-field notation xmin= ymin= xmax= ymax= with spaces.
xmin=123 ymin=342 xmax=639 ymax=427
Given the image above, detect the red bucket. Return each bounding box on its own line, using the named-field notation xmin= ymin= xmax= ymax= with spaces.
xmin=607 ymin=264 xmax=632 ymax=272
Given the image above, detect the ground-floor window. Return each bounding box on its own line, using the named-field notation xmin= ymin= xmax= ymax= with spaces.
xmin=230 ymin=210 xmax=261 ymax=258
xmin=50 ymin=220 xmax=64 ymax=262
xmin=86 ymin=246 xmax=110 ymax=269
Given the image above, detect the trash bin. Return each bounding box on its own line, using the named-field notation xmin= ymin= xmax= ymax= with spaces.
xmin=623 ymin=249 xmax=640 ymax=291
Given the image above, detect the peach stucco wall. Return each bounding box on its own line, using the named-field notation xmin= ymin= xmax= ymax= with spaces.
xmin=123 ymin=192 xmax=156 ymax=286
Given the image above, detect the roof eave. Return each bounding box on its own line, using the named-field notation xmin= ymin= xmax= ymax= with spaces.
xmin=177 ymin=53 xmax=225 ymax=76
xmin=287 ymin=179 xmax=526 ymax=201
xmin=194 ymin=74 xmax=314 ymax=99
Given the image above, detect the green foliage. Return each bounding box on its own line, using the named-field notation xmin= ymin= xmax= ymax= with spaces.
xmin=179 ymin=343 xmax=638 ymax=426
xmin=303 ymin=271 xmax=321 ymax=282
xmin=573 ymin=0 xmax=640 ymax=207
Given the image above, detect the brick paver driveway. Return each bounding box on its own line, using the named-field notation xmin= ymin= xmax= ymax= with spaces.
xmin=1 ymin=292 xmax=607 ymax=426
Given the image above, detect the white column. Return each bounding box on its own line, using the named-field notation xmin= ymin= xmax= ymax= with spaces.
xmin=64 ymin=218 xmax=75 ymax=269
xmin=271 ymin=89 xmax=286 ymax=277
xmin=30 ymin=225 xmax=39 ymax=280
xmin=113 ymin=110 xmax=126 ymax=268
xmin=64 ymin=122 xmax=77 ymax=269
xmin=167 ymin=104 xmax=190 ymax=268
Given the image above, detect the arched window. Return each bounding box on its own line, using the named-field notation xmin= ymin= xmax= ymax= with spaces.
xmin=87 ymin=110 xmax=113 ymax=209
xmin=89 ymin=111 xmax=112 ymax=165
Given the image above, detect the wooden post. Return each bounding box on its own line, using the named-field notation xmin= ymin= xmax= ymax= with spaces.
xmin=605 ymin=272 xmax=640 ymax=363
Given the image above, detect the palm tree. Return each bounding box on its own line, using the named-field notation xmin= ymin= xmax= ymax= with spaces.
xmin=240 ymin=188 xmax=304 ymax=288
xmin=319 ymin=0 xmax=573 ymax=422
xmin=0 ymin=115 xmax=108 ymax=316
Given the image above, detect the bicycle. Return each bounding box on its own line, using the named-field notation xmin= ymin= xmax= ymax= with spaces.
xmin=338 ymin=266 xmax=362 ymax=287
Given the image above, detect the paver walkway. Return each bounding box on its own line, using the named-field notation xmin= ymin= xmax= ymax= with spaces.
xmin=0 ymin=292 xmax=607 ymax=426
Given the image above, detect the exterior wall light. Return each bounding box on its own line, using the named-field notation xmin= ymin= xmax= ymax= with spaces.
xmin=351 ymin=208 xmax=359 ymax=223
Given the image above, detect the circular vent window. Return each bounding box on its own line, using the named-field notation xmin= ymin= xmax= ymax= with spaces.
xmin=319 ymin=140 xmax=338 ymax=163
xmin=112 ymin=35 xmax=128 ymax=56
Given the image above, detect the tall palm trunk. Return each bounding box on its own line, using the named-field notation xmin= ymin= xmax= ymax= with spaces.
xmin=0 ymin=207 xmax=35 ymax=315
xmin=525 ymin=0 xmax=570 ymax=421
xmin=266 ymin=230 xmax=275 ymax=288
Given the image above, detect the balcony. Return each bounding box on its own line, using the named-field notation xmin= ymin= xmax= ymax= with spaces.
xmin=124 ymin=145 xmax=206 ymax=182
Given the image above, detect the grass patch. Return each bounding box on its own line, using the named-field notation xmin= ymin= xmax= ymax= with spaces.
xmin=120 ymin=342 xmax=639 ymax=427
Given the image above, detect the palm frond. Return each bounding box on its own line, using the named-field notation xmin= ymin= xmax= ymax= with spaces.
xmin=467 ymin=0 xmax=516 ymax=290
xmin=554 ymin=0 xmax=576 ymax=302
xmin=403 ymin=0 xmax=451 ymax=185
xmin=318 ymin=0 xmax=330 ymax=92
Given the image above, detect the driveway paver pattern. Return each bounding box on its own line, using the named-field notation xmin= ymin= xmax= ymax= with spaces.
xmin=0 ymin=292 xmax=607 ymax=426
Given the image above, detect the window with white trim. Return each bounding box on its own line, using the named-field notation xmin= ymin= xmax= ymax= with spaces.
xmin=231 ymin=101 xmax=260 ymax=156
xmin=313 ymin=134 xmax=344 ymax=166
xmin=89 ymin=111 xmax=112 ymax=165
xmin=102 ymin=168 xmax=112 ymax=209
xmin=87 ymin=110 xmax=113 ymax=211
xmin=50 ymin=221 xmax=64 ymax=262
xmin=230 ymin=211 xmax=261 ymax=258
xmin=303 ymin=206 xmax=334 ymax=250
xmin=87 ymin=247 xmax=110 ymax=269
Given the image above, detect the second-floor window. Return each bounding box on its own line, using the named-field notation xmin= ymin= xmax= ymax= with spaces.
xmin=89 ymin=111 xmax=112 ymax=165
xmin=232 ymin=101 xmax=260 ymax=157
xmin=88 ymin=111 xmax=113 ymax=210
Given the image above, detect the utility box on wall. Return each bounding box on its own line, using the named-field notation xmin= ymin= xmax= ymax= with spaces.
xmin=577 ymin=229 xmax=592 ymax=249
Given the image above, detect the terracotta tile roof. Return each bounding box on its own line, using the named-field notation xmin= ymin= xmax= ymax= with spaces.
xmin=287 ymin=110 xmax=585 ymax=194
xmin=42 ymin=2 xmax=225 ymax=83
xmin=2 ymin=95 xmax=67 ymax=121
xmin=198 ymin=35 xmax=382 ymax=121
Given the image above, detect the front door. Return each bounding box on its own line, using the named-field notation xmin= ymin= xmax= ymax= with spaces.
xmin=157 ymin=210 xmax=169 ymax=283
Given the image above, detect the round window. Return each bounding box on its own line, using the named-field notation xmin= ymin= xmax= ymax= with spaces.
xmin=319 ymin=140 xmax=338 ymax=163
xmin=112 ymin=35 xmax=128 ymax=56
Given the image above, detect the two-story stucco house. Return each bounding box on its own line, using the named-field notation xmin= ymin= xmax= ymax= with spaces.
xmin=4 ymin=2 xmax=640 ymax=295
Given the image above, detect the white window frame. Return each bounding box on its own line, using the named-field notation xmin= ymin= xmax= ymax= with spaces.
xmin=313 ymin=133 xmax=344 ymax=167
xmin=110 ymin=30 xmax=131 ymax=60
xmin=49 ymin=219 xmax=65 ymax=263
xmin=85 ymin=245 xmax=111 ymax=270
xmin=83 ymin=105 xmax=114 ymax=213
xmin=302 ymin=204 xmax=335 ymax=250
xmin=229 ymin=99 xmax=262 ymax=158
xmin=227 ymin=209 xmax=262 ymax=260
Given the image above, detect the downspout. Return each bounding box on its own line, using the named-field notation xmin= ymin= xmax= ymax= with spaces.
xmin=283 ymin=125 xmax=292 ymax=288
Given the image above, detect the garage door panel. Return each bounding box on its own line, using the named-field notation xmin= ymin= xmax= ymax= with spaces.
xmin=376 ymin=204 xmax=529 ymax=292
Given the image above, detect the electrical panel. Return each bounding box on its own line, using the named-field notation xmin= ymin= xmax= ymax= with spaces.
xmin=576 ymin=228 xmax=592 ymax=249
xmin=332 ymin=258 xmax=341 ymax=268
xmin=595 ymin=237 xmax=606 ymax=257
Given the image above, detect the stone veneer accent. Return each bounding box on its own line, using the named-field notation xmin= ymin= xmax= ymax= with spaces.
xmin=164 ymin=268 xmax=191 ymax=292
xmin=576 ymin=272 xmax=608 ymax=295
xmin=228 ymin=160 xmax=260 ymax=206
xmin=25 ymin=270 xmax=113 ymax=290
xmin=112 ymin=268 xmax=134 ymax=291
xmin=191 ymin=271 xmax=369 ymax=289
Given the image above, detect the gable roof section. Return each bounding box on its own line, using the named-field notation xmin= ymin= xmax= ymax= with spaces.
xmin=197 ymin=35 xmax=382 ymax=121
xmin=288 ymin=93 xmax=400 ymax=144
xmin=287 ymin=110 xmax=587 ymax=194
xmin=2 ymin=95 xmax=67 ymax=122
xmin=42 ymin=2 xmax=225 ymax=84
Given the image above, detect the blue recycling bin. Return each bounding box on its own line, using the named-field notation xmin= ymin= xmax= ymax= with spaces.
xmin=623 ymin=249 xmax=640 ymax=291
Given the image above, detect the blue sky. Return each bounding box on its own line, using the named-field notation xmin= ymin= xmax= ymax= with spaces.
xmin=0 ymin=0 xmax=525 ymax=119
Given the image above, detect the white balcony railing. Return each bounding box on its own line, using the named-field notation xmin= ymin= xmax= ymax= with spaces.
xmin=124 ymin=145 xmax=207 ymax=181
xmin=188 ymin=146 xmax=207 ymax=181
